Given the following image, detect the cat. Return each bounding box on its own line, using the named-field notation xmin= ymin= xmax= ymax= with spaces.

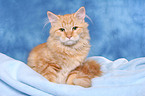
xmin=27 ymin=7 xmax=102 ymax=88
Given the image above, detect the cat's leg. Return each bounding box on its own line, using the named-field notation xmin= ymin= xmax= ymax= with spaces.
xmin=66 ymin=60 xmax=102 ymax=88
xmin=66 ymin=66 xmax=81 ymax=85
xmin=40 ymin=63 xmax=61 ymax=83
xmin=28 ymin=59 xmax=61 ymax=83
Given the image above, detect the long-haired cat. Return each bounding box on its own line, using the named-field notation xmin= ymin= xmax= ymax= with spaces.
xmin=27 ymin=7 xmax=102 ymax=88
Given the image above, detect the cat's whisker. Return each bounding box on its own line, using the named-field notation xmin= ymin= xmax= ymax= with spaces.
xmin=42 ymin=18 xmax=50 ymax=30
xmin=85 ymin=14 xmax=93 ymax=24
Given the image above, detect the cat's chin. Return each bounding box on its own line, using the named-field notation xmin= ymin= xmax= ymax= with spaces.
xmin=62 ymin=40 xmax=77 ymax=46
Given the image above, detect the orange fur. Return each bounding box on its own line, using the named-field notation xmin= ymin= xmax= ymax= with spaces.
xmin=27 ymin=7 xmax=102 ymax=87
xmin=66 ymin=60 xmax=102 ymax=87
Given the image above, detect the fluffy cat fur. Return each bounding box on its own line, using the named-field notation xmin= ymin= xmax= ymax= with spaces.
xmin=27 ymin=7 xmax=102 ymax=88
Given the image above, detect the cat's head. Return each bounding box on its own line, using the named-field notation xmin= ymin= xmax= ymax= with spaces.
xmin=47 ymin=7 xmax=89 ymax=46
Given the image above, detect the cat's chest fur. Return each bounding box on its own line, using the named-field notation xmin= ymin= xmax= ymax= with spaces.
xmin=46 ymin=39 xmax=90 ymax=84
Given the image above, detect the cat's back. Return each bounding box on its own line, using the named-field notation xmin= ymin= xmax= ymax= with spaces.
xmin=28 ymin=43 xmax=48 ymax=57
xmin=27 ymin=43 xmax=48 ymax=66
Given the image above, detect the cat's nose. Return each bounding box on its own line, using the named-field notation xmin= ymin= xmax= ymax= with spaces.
xmin=67 ymin=35 xmax=72 ymax=39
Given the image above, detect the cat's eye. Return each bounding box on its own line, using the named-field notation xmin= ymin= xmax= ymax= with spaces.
xmin=59 ymin=28 xmax=65 ymax=32
xmin=72 ymin=26 xmax=78 ymax=30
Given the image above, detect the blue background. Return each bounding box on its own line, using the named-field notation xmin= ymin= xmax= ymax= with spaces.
xmin=0 ymin=0 xmax=145 ymax=63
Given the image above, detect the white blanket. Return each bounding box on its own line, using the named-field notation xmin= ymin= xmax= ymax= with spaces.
xmin=0 ymin=53 xmax=145 ymax=96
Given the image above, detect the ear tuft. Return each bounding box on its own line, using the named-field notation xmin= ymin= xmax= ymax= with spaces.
xmin=74 ymin=7 xmax=86 ymax=20
xmin=47 ymin=11 xmax=59 ymax=23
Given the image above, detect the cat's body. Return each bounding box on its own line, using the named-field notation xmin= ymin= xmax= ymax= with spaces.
xmin=28 ymin=40 xmax=90 ymax=84
xmin=27 ymin=7 xmax=102 ymax=87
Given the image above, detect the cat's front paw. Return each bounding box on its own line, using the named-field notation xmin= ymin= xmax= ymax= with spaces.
xmin=66 ymin=73 xmax=77 ymax=85
xmin=73 ymin=78 xmax=91 ymax=88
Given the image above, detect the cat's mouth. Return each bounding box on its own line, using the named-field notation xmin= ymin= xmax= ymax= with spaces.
xmin=63 ymin=40 xmax=78 ymax=46
xmin=60 ymin=36 xmax=80 ymax=46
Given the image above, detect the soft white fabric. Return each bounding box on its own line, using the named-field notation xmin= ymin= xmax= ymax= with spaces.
xmin=0 ymin=53 xmax=145 ymax=96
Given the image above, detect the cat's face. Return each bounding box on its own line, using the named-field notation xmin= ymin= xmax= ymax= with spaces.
xmin=47 ymin=7 xmax=88 ymax=46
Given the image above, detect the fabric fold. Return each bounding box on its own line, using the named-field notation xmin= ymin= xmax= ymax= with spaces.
xmin=0 ymin=53 xmax=145 ymax=96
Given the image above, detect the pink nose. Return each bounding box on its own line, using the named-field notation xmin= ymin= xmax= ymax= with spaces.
xmin=67 ymin=35 xmax=72 ymax=39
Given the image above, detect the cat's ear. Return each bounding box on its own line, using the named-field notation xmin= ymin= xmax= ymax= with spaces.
xmin=74 ymin=7 xmax=86 ymax=20
xmin=47 ymin=11 xmax=59 ymax=23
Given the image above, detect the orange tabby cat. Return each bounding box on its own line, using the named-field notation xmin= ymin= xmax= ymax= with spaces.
xmin=27 ymin=7 xmax=102 ymax=88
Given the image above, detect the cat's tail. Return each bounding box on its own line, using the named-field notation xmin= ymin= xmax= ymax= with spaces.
xmin=78 ymin=60 xmax=102 ymax=78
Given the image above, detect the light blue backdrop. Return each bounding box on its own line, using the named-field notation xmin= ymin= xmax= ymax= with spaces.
xmin=0 ymin=0 xmax=145 ymax=63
